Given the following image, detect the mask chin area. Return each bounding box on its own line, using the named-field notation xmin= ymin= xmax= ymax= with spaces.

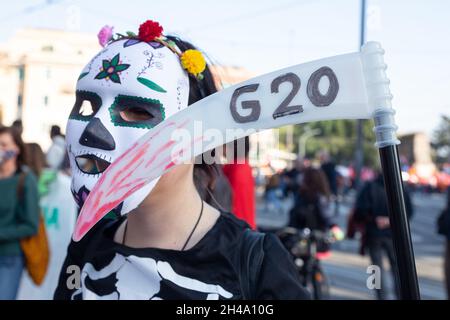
xmin=75 ymin=154 xmax=111 ymax=175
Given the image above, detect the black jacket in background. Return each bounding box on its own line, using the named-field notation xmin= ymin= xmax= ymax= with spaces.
xmin=321 ymin=162 xmax=338 ymax=195
xmin=354 ymin=174 xmax=414 ymax=239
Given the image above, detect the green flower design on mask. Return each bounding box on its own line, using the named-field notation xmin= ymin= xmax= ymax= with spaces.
xmin=95 ymin=53 xmax=130 ymax=84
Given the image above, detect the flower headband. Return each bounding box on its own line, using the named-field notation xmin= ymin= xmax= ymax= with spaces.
xmin=97 ymin=20 xmax=206 ymax=80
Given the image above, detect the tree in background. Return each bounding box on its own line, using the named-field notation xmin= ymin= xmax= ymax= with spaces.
xmin=431 ymin=115 xmax=450 ymax=166
xmin=279 ymin=119 xmax=379 ymax=167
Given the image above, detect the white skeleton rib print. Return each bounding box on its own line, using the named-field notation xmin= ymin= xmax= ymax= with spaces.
xmin=71 ymin=253 xmax=233 ymax=300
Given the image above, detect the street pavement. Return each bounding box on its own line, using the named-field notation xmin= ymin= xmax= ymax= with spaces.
xmin=256 ymin=190 xmax=448 ymax=300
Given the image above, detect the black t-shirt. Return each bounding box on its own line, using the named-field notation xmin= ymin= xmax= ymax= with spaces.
xmin=54 ymin=212 xmax=310 ymax=300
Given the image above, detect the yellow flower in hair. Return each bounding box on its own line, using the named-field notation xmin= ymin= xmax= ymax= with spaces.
xmin=180 ymin=49 xmax=206 ymax=77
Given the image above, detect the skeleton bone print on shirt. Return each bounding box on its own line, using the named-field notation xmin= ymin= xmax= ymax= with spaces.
xmin=71 ymin=253 xmax=233 ymax=300
xmin=66 ymin=39 xmax=190 ymax=215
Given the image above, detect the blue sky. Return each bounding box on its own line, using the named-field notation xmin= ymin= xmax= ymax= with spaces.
xmin=1 ymin=0 xmax=449 ymax=136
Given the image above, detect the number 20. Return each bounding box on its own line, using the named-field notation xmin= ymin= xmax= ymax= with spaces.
xmin=230 ymin=66 xmax=339 ymax=123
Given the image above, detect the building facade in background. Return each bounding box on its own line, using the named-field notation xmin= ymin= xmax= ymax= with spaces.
xmin=399 ymin=132 xmax=438 ymax=188
xmin=0 ymin=28 xmax=99 ymax=150
xmin=0 ymin=29 xmax=280 ymax=168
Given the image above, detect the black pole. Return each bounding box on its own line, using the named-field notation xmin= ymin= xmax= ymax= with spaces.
xmin=354 ymin=0 xmax=367 ymax=190
xmin=379 ymin=145 xmax=420 ymax=300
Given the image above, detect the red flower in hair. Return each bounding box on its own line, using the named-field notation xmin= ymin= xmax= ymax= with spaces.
xmin=138 ymin=20 xmax=163 ymax=42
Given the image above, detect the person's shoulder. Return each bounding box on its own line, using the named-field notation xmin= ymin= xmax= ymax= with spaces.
xmin=222 ymin=163 xmax=236 ymax=176
xmin=260 ymin=231 xmax=285 ymax=253
xmin=53 ymin=135 xmax=66 ymax=146
xmin=85 ymin=217 xmax=119 ymax=241
xmin=21 ymin=166 xmax=38 ymax=185
xmin=67 ymin=217 xmax=119 ymax=257
xmin=218 ymin=211 xmax=249 ymax=228
xmin=55 ymin=171 xmax=72 ymax=186
xmin=21 ymin=166 xmax=35 ymax=177
xmin=256 ymin=232 xmax=312 ymax=299
xmin=215 ymin=211 xmax=251 ymax=239
xmin=242 ymin=162 xmax=254 ymax=175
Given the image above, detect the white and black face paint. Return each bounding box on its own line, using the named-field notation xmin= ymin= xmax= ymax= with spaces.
xmin=66 ymin=39 xmax=189 ymax=214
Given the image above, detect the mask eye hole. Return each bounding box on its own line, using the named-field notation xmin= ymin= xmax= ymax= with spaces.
xmin=69 ymin=90 xmax=102 ymax=121
xmin=120 ymin=107 xmax=154 ymax=122
xmin=79 ymin=100 xmax=95 ymax=117
xmin=110 ymin=94 xmax=165 ymax=129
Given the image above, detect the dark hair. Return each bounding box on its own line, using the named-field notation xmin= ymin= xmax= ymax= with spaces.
xmin=26 ymin=142 xmax=46 ymax=178
xmin=12 ymin=119 xmax=22 ymax=128
xmin=165 ymin=36 xmax=220 ymax=196
xmin=11 ymin=119 xmax=23 ymax=136
xmin=50 ymin=125 xmax=62 ymax=138
xmin=299 ymin=167 xmax=331 ymax=201
xmin=0 ymin=126 xmax=28 ymax=169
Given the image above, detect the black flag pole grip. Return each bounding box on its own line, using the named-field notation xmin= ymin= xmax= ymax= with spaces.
xmin=363 ymin=43 xmax=421 ymax=300
xmin=374 ymin=110 xmax=421 ymax=300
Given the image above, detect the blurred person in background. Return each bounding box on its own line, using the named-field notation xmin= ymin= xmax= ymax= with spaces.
xmin=283 ymin=157 xmax=308 ymax=197
xmin=445 ymin=187 xmax=450 ymax=299
xmin=289 ymin=167 xmax=343 ymax=248
xmin=437 ymin=186 xmax=450 ymax=298
xmin=223 ymin=136 xmax=256 ymax=230
xmin=17 ymin=140 xmax=77 ymax=299
xmin=46 ymin=125 xmax=66 ymax=170
xmin=264 ymin=174 xmax=285 ymax=215
xmin=319 ymin=150 xmax=340 ymax=216
xmin=0 ymin=126 xmax=39 ymax=300
xmin=319 ymin=151 xmax=337 ymax=196
xmin=353 ymin=171 xmax=414 ymax=300
xmin=11 ymin=120 xmax=23 ymax=138
xmin=26 ymin=143 xmax=46 ymax=179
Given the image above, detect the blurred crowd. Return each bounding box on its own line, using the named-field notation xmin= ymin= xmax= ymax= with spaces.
xmin=259 ymin=150 xmax=450 ymax=300
xmin=0 ymin=121 xmax=77 ymax=300
xmin=1 ymin=121 xmax=449 ymax=300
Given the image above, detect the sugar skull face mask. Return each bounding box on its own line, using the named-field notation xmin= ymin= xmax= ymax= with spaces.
xmin=66 ymin=39 xmax=189 ymax=215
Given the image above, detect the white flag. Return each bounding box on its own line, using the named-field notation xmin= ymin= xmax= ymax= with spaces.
xmin=73 ymin=41 xmax=393 ymax=241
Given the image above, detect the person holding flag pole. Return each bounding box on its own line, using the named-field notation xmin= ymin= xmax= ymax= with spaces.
xmin=55 ymin=18 xmax=420 ymax=300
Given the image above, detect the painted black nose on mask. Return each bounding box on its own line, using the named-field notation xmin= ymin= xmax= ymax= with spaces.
xmin=79 ymin=118 xmax=116 ymax=151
